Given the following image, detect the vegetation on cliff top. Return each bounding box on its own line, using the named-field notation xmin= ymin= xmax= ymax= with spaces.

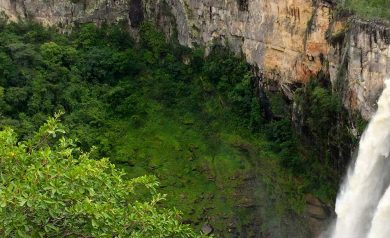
xmin=342 ymin=0 xmax=390 ymax=20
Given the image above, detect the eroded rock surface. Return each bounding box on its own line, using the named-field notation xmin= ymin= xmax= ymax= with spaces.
xmin=329 ymin=19 xmax=390 ymax=119
xmin=163 ymin=0 xmax=332 ymax=96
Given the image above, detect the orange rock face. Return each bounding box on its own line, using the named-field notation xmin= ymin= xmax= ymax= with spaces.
xmin=171 ymin=0 xmax=332 ymax=88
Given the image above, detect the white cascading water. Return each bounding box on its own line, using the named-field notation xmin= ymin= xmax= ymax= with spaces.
xmin=367 ymin=185 xmax=390 ymax=238
xmin=331 ymin=79 xmax=390 ymax=238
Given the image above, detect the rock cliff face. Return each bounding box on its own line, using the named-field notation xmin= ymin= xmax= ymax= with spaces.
xmin=329 ymin=19 xmax=390 ymax=119
xmin=0 ymin=0 xmax=129 ymax=26
xmin=166 ymin=0 xmax=333 ymax=99
xmin=0 ymin=0 xmax=388 ymax=118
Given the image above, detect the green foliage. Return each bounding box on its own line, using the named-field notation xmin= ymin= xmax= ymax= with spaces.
xmin=0 ymin=18 xmax=332 ymax=236
xmin=341 ymin=0 xmax=390 ymax=20
xmin=0 ymin=114 xmax=201 ymax=237
xmin=296 ymin=80 xmax=342 ymax=144
xmin=139 ymin=22 xmax=168 ymax=58
xmin=202 ymin=47 xmax=253 ymax=117
xmin=249 ymin=97 xmax=263 ymax=131
xmin=292 ymin=77 xmax=356 ymax=201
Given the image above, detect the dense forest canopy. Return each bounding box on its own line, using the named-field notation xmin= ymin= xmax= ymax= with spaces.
xmin=0 ymin=18 xmax=355 ymax=236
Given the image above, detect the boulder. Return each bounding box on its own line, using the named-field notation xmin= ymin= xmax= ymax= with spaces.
xmin=201 ymin=223 xmax=213 ymax=235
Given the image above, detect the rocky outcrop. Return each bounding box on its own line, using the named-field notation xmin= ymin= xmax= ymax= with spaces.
xmin=329 ymin=19 xmax=390 ymax=120
xmin=0 ymin=0 xmax=130 ymax=26
xmin=305 ymin=194 xmax=332 ymax=237
xmin=163 ymin=0 xmax=332 ymax=97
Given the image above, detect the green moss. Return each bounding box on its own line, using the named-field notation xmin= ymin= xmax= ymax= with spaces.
xmin=328 ymin=28 xmax=347 ymax=47
xmin=183 ymin=1 xmax=194 ymax=19
xmin=107 ymin=105 xmax=307 ymax=235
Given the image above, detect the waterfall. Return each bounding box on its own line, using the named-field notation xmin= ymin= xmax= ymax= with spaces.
xmin=367 ymin=186 xmax=390 ymax=238
xmin=331 ymin=80 xmax=390 ymax=238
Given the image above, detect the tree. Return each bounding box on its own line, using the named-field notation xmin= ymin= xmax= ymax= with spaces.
xmin=0 ymin=113 xmax=203 ymax=237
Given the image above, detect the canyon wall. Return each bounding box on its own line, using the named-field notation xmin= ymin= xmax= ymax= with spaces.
xmin=0 ymin=0 xmax=389 ymax=118
xmin=0 ymin=0 xmax=130 ymax=26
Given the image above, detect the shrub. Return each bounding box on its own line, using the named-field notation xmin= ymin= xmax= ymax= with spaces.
xmin=0 ymin=114 xmax=202 ymax=237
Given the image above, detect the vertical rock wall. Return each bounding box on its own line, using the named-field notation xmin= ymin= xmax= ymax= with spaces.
xmin=163 ymin=0 xmax=332 ymax=96
xmin=0 ymin=0 xmax=129 ymax=25
xmin=329 ymin=20 xmax=390 ymax=120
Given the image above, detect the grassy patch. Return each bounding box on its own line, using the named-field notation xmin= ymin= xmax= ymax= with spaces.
xmin=341 ymin=0 xmax=390 ymax=20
